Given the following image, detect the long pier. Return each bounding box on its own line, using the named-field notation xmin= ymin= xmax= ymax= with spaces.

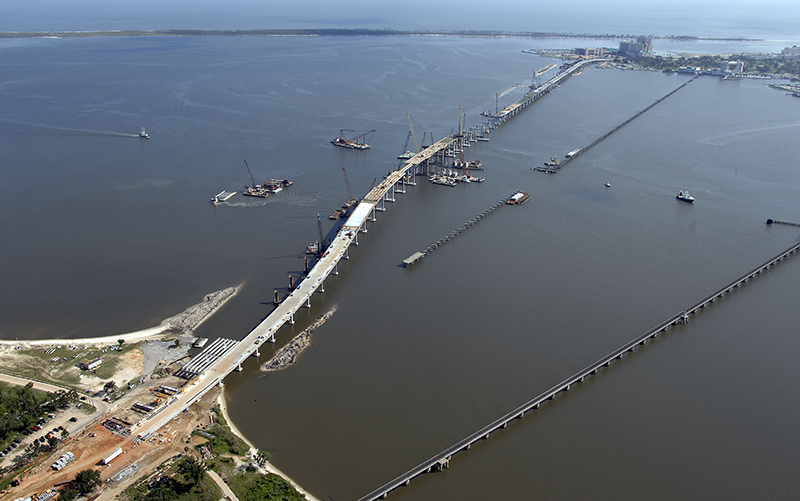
xmin=356 ymin=239 xmax=800 ymax=501
xmin=550 ymin=74 xmax=698 ymax=170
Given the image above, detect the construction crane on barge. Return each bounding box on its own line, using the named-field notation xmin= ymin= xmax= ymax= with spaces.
xmin=331 ymin=129 xmax=376 ymax=150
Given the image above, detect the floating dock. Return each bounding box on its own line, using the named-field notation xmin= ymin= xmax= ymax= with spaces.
xmin=211 ymin=191 xmax=236 ymax=204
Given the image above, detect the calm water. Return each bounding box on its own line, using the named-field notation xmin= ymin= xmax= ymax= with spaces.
xmin=2 ymin=36 xmax=800 ymax=500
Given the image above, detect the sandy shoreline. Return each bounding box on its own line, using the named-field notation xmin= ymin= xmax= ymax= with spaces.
xmin=217 ymin=388 xmax=321 ymax=501
xmin=0 ymin=285 xmax=240 ymax=347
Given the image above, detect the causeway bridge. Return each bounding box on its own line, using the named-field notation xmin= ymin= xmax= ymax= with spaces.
xmin=356 ymin=239 xmax=800 ymax=501
xmin=128 ymin=56 xmax=619 ymax=447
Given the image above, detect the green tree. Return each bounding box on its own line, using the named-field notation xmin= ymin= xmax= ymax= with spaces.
xmin=103 ymin=381 xmax=117 ymax=394
xmin=57 ymin=486 xmax=77 ymax=501
xmin=175 ymin=456 xmax=205 ymax=488
xmin=73 ymin=469 xmax=101 ymax=495
xmin=118 ymin=339 xmax=125 ymax=346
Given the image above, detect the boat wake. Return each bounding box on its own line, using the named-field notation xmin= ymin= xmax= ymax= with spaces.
xmin=223 ymin=201 xmax=269 ymax=208
xmin=0 ymin=117 xmax=141 ymax=138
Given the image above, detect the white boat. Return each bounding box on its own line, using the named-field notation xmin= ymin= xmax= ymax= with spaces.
xmin=676 ymin=190 xmax=695 ymax=203
xmin=139 ymin=127 xmax=149 ymax=139
xmin=605 ymin=182 xmax=611 ymax=187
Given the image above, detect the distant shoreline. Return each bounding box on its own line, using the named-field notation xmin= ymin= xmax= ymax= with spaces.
xmin=0 ymin=28 xmax=764 ymax=43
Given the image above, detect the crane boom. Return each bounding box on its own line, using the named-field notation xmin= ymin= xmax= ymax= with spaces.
xmin=341 ymin=167 xmax=354 ymax=201
xmin=348 ymin=129 xmax=375 ymax=144
xmin=243 ymin=159 xmax=256 ymax=187
xmin=406 ymin=111 xmax=419 ymax=153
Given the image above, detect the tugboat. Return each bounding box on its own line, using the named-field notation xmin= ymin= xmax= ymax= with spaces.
xmin=676 ymin=189 xmax=695 ymax=203
xmin=139 ymin=127 xmax=149 ymax=139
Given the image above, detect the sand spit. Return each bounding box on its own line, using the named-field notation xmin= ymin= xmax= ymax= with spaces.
xmin=0 ymin=285 xmax=240 ymax=347
xmin=260 ymin=305 xmax=337 ymax=372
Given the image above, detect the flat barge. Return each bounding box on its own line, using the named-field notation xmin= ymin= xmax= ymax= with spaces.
xmin=507 ymin=192 xmax=530 ymax=205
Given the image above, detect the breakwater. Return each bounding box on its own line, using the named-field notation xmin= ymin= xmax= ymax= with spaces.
xmin=260 ymin=305 xmax=338 ymax=372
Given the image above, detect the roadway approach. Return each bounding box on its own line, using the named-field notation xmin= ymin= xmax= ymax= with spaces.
xmin=131 ymin=152 xmax=433 ymax=440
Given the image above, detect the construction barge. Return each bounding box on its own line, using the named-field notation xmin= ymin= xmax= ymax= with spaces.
xmin=331 ymin=129 xmax=375 ymax=150
xmin=507 ymin=192 xmax=530 ymax=205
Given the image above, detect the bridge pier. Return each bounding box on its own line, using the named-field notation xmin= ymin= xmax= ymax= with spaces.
xmin=345 ymin=246 xmax=350 ymax=259
xmin=274 ymin=290 xmax=280 ymax=305
xmin=305 ymin=296 xmax=311 ymax=308
xmin=333 ymin=263 xmax=339 ymax=275
xmin=319 ymin=279 xmax=325 ymax=293
xmin=235 ymin=364 xmax=243 ymax=372
xmin=360 ymin=221 xmax=368 ymax=233
xmin=289 ymin=313 xmax=295 ymax=325
xmin=369 ymin=208 xmax=376 ymax=222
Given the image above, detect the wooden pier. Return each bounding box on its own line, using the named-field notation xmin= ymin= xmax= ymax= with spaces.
xmin=356 ymin=239 xmax=800 ymax=501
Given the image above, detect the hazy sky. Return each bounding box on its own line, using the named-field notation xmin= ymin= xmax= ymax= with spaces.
xmin=2 ymin=0 xmax=798 ymax=40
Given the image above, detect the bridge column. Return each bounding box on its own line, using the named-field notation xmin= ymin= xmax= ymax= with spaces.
xmin=305 ymin=296 xmax=311 ymax=308
xmin=333 ymin=263 xmax=339 ymax=275
xmin=319 ymin=279 xmax=325 ymax=293
xmin=360 ymin=221 xmax=368 ymax=233
xmin=289 ymin=313 xmax=295 ymax=325
xmin=345 ymin=246 xmax=350 ymax=259
xmin=376 ymin=196 xmax=386 ymax=212
xmin=253 ymin=347 xmax=260 ymax=357
xmin=267 ymin=333 xmax=275 ymax=343
xmin=236 ymin=364 xmax=243 ymax=372
xmin=369 ymin=207 xmax=376 ymax=222
xmin=274 ymin=290 xmax=280 ymax=305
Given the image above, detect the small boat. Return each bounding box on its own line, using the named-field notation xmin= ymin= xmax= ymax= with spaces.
xmin=264 ymin=180 xmax=283 ymax=193
xmin=605 ymin=182 xmax=611 ymax=187
xmin=544 ymin=156 xmax=560 ymax=167
xmin=139 ymin=127 xmax=149 ymax=139
xmin=676 ymin=190 xmax=695 ymax=203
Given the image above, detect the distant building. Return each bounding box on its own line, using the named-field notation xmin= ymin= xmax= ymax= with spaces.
xmin=80 ymin=357 xmax=103 ymax=371
xmin=710 ymin=60 xmax=745 ymax=76
xmin=575 ymin=47 xmax=606 ymax=57
xmin=782 ymin=45 xmax=800 ymax=59
xmin=619 ymin=36 xmax=652 ymax=58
